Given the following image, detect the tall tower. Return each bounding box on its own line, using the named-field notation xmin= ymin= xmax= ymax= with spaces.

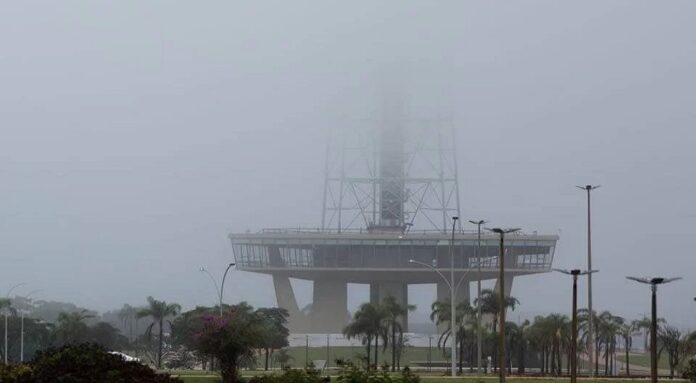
xmin=320 ymin=109 xmax=462 ymax=234
xmin=230 ymin=100 xmax=559 ymax=334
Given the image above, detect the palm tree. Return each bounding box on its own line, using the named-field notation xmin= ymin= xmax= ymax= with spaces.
xmin=618 ymin=322 xmax=636 ymax=376
xmin=343 ymin=302 xmax=387 ymax=369
xmin=632 ymin=316 xmax=665 ymax=356
xmin=137 ymin=296 xmax=181 ymax=369
xmin=430 ymin=299 xmax=475 ymax=373
xmin=578 ymin=308 xmax=601 ymax=375
xmin=474 ymin=289 xmax=519 ymax=372
xmin=55 ymin=310 xmax=95 ymax=345
xmin=381 ymin=295 xmax=415 ymax=371
xmin=658 ymin=326 xmax=696 ymax=379
xmin=256 ymin=307 xmax=289 ymax=371
xmin=118 ymin=304 xmax=138 ymax=343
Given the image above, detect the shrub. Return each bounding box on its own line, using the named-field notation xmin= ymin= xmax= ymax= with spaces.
xmin=336 ymin=364 xmax=420 ymax=383
xmin=29 ymin=343 xmax=181 ymax=383
xmin=0 ymin=364 xmax=34 ymax=383
xmin=683 ymin=358 xmax=696 ymax=382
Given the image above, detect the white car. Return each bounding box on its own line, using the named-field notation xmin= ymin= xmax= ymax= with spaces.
xmin=108 ymin=351 xmax=141 ymax=363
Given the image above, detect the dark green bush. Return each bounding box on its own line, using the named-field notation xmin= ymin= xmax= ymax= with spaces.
xmin=336 ymin=364 xmax=420 ymax=383
xmin=683 ymin=358 xmax=696 ymax=382
xmin=19 ymin=343 xmax=181 ymax=383
xmin=0 ymin=364 xmax=34 ymax=383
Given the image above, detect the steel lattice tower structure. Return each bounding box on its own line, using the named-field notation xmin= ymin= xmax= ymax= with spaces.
xmin=321 ymin=110 xmax=461 ymax=234
xmin=230 ymin=106 xmax=558 ymax=333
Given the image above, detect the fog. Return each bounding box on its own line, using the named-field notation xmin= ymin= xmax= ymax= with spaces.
xmin=1 ymin=1 xmax=695 ymax=328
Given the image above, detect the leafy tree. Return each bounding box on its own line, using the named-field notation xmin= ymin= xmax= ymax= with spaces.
xmin=30 ymin=343 xmax=181 ymax=383
xmin=256 ymin=307 xmax=290 ymax=371
xmin=658 ymin=326 xmax=695 ymax=378
xmin=137 ymin=296 xmax=181 ymax=369
xmin=89 ymin=321 xmax=128 ymax=350
xmin=189 ymin=304 xmax=267 ymax=383
xmin=274 ymin=348 xmax=294 ymax=369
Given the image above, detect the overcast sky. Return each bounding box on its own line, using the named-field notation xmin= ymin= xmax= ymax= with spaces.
xmin=1 ymin=1 xmax=695 ymax=328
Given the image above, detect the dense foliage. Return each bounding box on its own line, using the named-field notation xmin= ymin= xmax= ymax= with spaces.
xmin=171 ymin=302 xmax=289 ymax=383
xmin=0 ymin=343 xmax=181 ymax=383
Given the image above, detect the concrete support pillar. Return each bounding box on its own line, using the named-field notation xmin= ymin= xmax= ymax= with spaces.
xmin=370 ymin=282 xmax=409 ymax=331
xmin=493 ymin=274 xmax=514 ymax=299
xmin=273 ymin=275 xmax=307 ymax=333
xmin=310 ymin=279 xmax=348 ymax=333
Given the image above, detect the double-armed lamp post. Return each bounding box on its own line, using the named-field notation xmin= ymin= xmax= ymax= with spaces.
xmin=626 ymin=276 xmax=681 ymax=383
xmin=409 ymin=216 xmax=459 ymax=377
xmin=20 ymin=289 xmax=41 ymax=363
xmin=577 ymin=184 xmax=599 ymax=375
xmin=487 ymin=227 xmax=519 ymax=383
xmin=200 ymin=263 xmax=236 ymax=315
xmin=468 ymin=219 xmax=486 ymax=374
xmin=553 ymin=269 xmax=597 ymax=383
xmin=4 ymin=283 xmax=26 ymax=364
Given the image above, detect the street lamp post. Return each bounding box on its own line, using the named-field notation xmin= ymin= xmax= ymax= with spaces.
xmin=4 ymin=283 xmax=26 ymax=364
xmin=19 ymin=289 xmax=40 ymax=363
xmin=200 ymin=263 xmax=236 ymax=316
xmin=409 ymin=217 xmax=466 ymax=378
xmin=626 ymin=276 xmax=681 ymax=383
xmin=577 ymin=184 xmax=599 ymax=375
xmin=487 ymin=228 xmax=520 ymax=383
xmin=469 ymin=219 xmax=486 ymax=374
xmin=448 ymin=216 xmax=458 ymax=377
xmin=553 ymin=269 xmax=598 ymax=383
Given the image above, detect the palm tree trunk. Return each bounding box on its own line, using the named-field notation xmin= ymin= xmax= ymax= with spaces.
xmin=566 ymin=351 xmax=570 ymax=374
xmin=556 ymin=344 xmax=561 ymax=375
xmin=543 ymin=346 xmax=547 ymax=374
xmin=374 ymin=335 xmax=378 ymax=368
xmin=458 ymin=335 xmax=464 ymax=374
xmin=265 ymin=348 xmax=270 ymax=370
xmin=392 ymin=326 xmax=396 ymax=372
xmin=492 ymin=315 xmax=498 ymax=373
xmin=158 ymin=318 xmax=164 ymax=369
xmin=625 ymin=340 xmax=630 ymax=376
xmin=594 ymin=339 xmax=600 ymax=375
xmin=366 ymin=335 xmax=372 ymax=369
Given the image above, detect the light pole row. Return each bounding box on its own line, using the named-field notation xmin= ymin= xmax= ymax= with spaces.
xmin=409 ymin=217 xmax=519 ymax=380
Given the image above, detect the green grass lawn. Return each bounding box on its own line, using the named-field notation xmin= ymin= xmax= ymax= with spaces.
xmin=171 ymin=347 xmax=683 ymax=382
xmin=176 ymin=377 xmax=687 ymax=383
xmin=616 ymin=353 xmax=670 ymax=370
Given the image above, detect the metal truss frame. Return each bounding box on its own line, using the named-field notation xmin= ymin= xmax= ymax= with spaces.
xmin=321 ymin=117 xmax=462 ymax=233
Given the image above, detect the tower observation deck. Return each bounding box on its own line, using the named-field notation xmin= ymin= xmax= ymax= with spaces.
xmin=229 ymin=112 xmax=558 ymax=333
